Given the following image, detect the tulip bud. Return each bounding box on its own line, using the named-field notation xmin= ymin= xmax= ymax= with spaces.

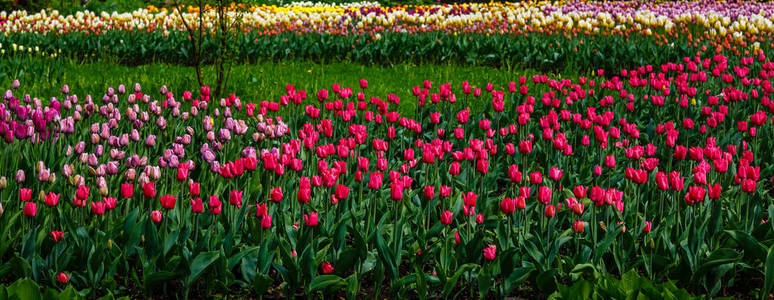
xmin=0 ymin=202 xmax=4 ymax=216
xmin=107 ymin=239 xmax=113 ymax=250
xmin=15 ymin=170 xmax=25 ymax=183
xmin=0 ymin=176 xmax=6 ymax=190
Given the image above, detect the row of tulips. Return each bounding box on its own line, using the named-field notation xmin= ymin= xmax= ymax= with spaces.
xmin=1 ymin=2 xmax=774 ymax=70
xmin=1 ymin=49 xmax=774 ymax=297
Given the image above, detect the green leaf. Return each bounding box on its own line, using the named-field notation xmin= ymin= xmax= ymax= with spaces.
xmin=478 ymin=267 xmax=492 ymax=298
xmin=724 ymin=230 xmax=766 ymax=261
xmin=310 ymin=275 xmax=347 ymax=293
xmin=186 ymin=251 xmax=220 ymax=286
xmin=763 ymin=245 xmax=774 ymax=299
xmin=373 ymin=229 xmax=398 ymax=280
xmin=253 ymin=273 xmax=273 ymax=296
xmin=7 ymin=278 xmax=41 ymax=300
xmin=442 ymin=263 xmax=477 ymax=297
xmin=143 ymin=271 xmax=178 ymax=292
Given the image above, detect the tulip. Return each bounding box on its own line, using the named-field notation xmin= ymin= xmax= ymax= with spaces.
xmin=230 ymin=190 xmax=244 ymax=208
xmin=500 ymin=197 xmax=515 ymax=214
xmin=390 ymin=182 xmax=404 ymax=201
xmin=44 ymin=192 xmax=60 ymax=207
xmin=574 ymin=220 xmax=585 ymax=233
xmin=304 ymin=212 xmax=319 ymax=227
xmin=573 ymin=185 xmax=587 ymax=199
xmin=707 ymin=184 xmax=721 ymax=199
xmin=151 ymin=210 xmax=162 ymax=223
xmin=91 ymin=201 xmax=106 ymax=215
xmin=0 ymin=177 xmax=6 ymax=190
xmin=191 ymin=198 xmax=203 ymax=213
xmin=335 ymin=184 xmax=350 ymax=200
xmin=270 ymin=187 xmax=283 ymax=203
xmin=529 ymin=172 xmax=542 ymax=185
xmin=642 ymin=221 xmax=652 ymax=234
xmin=177 ymin=164 xmax=189 ymax=181
xmin=57 ymin=273 xmax=69 ymax=284
xmin=508 ymin=165 xmax=522 ymax=183
xmin=424 ymin=186 xmax=435 ymax=199
xmin=483 ymin=245 xmax=496 ymax=261
xmin=440 ymin=210 xmax=453 ymax=225
xmin=121 ymin=183 xmax=134 ymax=199
xmin=24 ymin=202 xmax=36 ymax=217
xmin=160 ymin=195 xmax=177 ymax=210
xmin=208 ymin=195 xmax=222 ymax=215
xmin=261 ymin=214 xmax=272 ymax=229
xmin=0 ymin=202 xmax=4 ymax=216
xmin=143 ymin=182 xmax=156 ymax=198
xmin=538 ymin=186 xmax=552 ymax=205
xmin=20 ymin=188 xmax=32 ymax=202
xmin=454 ymin=231 xmax=461 ymax=244
xmin=742 ymin=179 xmax=757 ymax=193
xmin=476 ymin=214 xmax=484 ymax=224
xmin=50 ymin=230 xmax=64 ymax=242
xmin=440 ymin=185 xmax=451 ymax=197
xmin=463 ymin=192 xmax=477 ymax=207
xmin=321 ymin=262 xmax=334 ymax=274
xmin=189 ymin=182 xmax=200 ymax=196
xmin=549 ymin=167 xmax=563 ymax=181
xmin=544 ymin=204 xmax=556 ymax=218
xmin=604 ymin=155 xmax=616 ymax=168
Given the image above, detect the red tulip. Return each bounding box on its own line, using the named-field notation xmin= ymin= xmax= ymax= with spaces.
xmin=574 ymin=220 xmax=585 ymax=233
xmin=440 ymin=185 xmax=451 ymax=197
xmin=304 ymin=212 xmax=319 ymax=227
xmin=76 ymin=185 xmax=89 ymax=201
xmin=143 ymin=182 xmax=156 ymax=198
xmin=515 ymin=196 xmax=526 ymax=210
xmin=191 ymin=198 xmax=203 ymax=213
xmin=707 ymin=184 xmax=721 ymax=199
xmin=449 ymin=162 xmax=461 ymax=176
xmin=544 ymin=204 xmax=556 ymax=218
xmin=483 ymin=245 xmax=496 ymax=261
xmin=454 ymin=231 xmax=461 ymax=244
xmin=500 ymin=197 xmax=515 ymax=214
xmin=573 ymin=185 xmax=587 ymax=198
xmin=335 ymin=184 xmax=350 ymax=200
xmin=321 ymin=262 xmax=334 ymax=274
xmin=50 ymin=230 xmax=64 ymax=242
xmin=103 ymin=197 xmax=117 ymax=210
xmin=529 ymin=172 xmax=542 ymax=185
xmin=655 ymin=172 xmax=669 ymax=190
xmin=463 ymin=192 xmax=477 ymax=207
xmin=508 ymin=165 xmax=522 ymax=183
xmin=260 ymin=214 xmax=272 ymax=229
xmin=440 ymin=210 xmax=453 ymax=225
xmin=121 ymin=183 xmax=134 ymax=199
xmin=209 ymin=195 xmax=222 ymax=215
xmin=742 ymin=179 xmax=757 ymax=193
xmin=390 ymin=182 xmax=404 ymax=201
xmin=44 ymin=192 xmax=60 ymax=207
xmin=176 ymin=164 xmax=189 ymax=181
xmin=476 ymin=214 xmax=484 ymax=224
xmin=538 ymin=186 xmax=552 ymax=205
xmin=24 ymin=202 xmax=36 ymax=217
xmin=549 ymin=167 xmax=563 ymax=181
xmin=604 ymin=155 xmax=616 ymax=168
xmin=160 ymin=195 xmax=177 ymax=210
xmin=368 ymin=172 xmax=383 ymax=190
xmin=57 ymin=273 xmax=69 ymax=284
xmin=642 ymin=221 xmax=652 ymax=234
xmin=151 ymin=210 xmax=162 ymax=223
xmin=424 ymin=186 xmax=435 ymax=199
xmin=19 ymin=188 xmax=32 ymax=202
xmin=684 ymin=186 xmax=706 ymax=205
xmin=88 ymin=200 xmax=105 ymax=215
xmin=270 ymin=187 xmax=283 ymax=203
xmin=230 ymin=190 xmax=244 ymax=208
xmin=189 ymin=182 xmax=200 ymax=196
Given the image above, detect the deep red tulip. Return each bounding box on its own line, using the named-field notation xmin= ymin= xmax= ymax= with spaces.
xmin=549 ymin=167 xmax=563 ymax=181
xmin=335 ymin=184 xmax=350 ymax=200
xmin=500 ymin=197 xmax=516 ymax=214
xmin=230 ymin=190 xmax=244 ymax=208
xmin=390 ymin=182 xmax=404 ymax=201
xmin=424 ymin=186 xmax=435 ymax=199
xmin=76 ymin=185 xmax=89 ymax=201
xmin=57 ymin=273 xmax=69 ymax=284
xmin=440 ymin=210 xmax=453 ymax=225
xmin=24 ymin=202 xmax=36 ymax=217
xmin=530 ymin=172 xmax=542 ymax=185
xmin=642 ymin=221 xmax=652 ymax=234
xmin=143 ymin=182 xmax=156 ymax=198
xmin=103 ymin=197 xmax=117 ymax=210
xmin=270 ymin=187 xmax=283 ymax=203
xmin=189 ymin=182 xmax=200 ymax=196
xmin=50 ymin=230 xmax=64 ymax=242
xmin=176 ymin=164 xmax=189 ymax=181
xmin=91 ymin=201 xmax=106 ymax=215
xmin=191 ymin=198 xmax=203 ymax=213
xmin=209 ymin=195 xmax=222 ymax=215
xmin=742 ymin=179 xmax=757 ymax=193
xmin=19 ymin=188 xmax=32 ymax=202
xmin=544 ymin=204 xmax=556 ymax=218
xmin=261 ymin=214 xmax=272 ymax=229
xmin=121 ymin=183 xmax=134 ymax=199
xmin=573 ymin=185 xmax=587 ymax=198
xmin=160 ymin=195 xmax=177 ymax=210
xmin=483 ymin=245 xmax=496 ymax=261
xmin=508 ymin=165 xmax=522 ymax=183
xmin=538 ymin=186 xmax=552 ymax=205
xmin=304 ymin=212 xmax=319 ymax=227
xmin=321 ymin=262 xmax=334 ymax=274
xmin=44 ymin=192 xmax=60 ymax=207
xmin=707 ymin=184 xmax=721 ymax=199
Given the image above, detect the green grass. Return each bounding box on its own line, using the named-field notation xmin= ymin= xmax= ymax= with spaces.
xmin=2 ymin=59 xmax=587 ymax=116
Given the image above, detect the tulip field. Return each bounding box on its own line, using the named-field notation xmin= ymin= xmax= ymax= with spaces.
xmin=1 ymin=0 xmax=774 ymax=299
